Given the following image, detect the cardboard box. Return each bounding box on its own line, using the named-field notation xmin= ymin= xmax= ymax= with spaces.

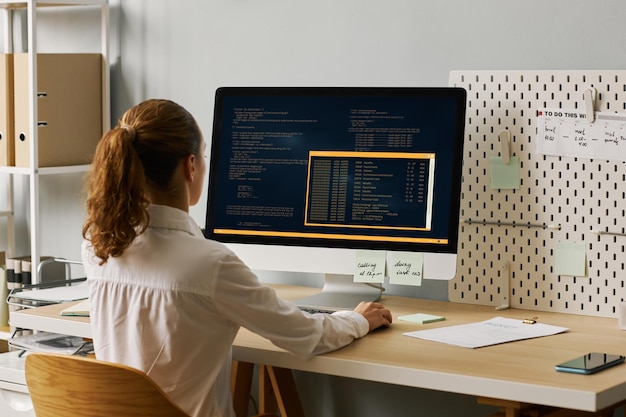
xmin=0 ymin=54 xmax=14 ymax=167
xmin=14 ymin=53 xmax=102 ymax=167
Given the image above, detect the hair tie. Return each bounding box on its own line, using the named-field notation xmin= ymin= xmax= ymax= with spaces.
xmin=120 ymin=124 xmax=137 ymax=141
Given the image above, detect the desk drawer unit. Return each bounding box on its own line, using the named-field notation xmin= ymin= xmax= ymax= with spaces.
xmin=0 ymin=351 xmax=34 ymax=417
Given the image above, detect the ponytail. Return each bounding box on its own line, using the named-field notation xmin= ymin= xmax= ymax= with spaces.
xmin=83 ymin=99 xmax=201 ymax=264
xmin=82 ymin=126 xmax=149 ymax=264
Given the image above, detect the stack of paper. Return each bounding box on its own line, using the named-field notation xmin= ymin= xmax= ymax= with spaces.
xmin=9 ymin=331 xmax=93 ymax=355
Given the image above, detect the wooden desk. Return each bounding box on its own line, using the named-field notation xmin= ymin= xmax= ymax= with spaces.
xmin=9 ymin=284 xmax=626 ymax=415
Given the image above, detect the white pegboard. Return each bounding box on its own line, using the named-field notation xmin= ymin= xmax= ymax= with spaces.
xmin=448 ymin=70 xmax=626 ymax=318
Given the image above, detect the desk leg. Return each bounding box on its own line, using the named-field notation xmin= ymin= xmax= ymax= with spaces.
xmin=259 ymin=365 xmax=278 ymax=414
xmin=231 ymin=360 xmax=254 ymax=417
xmin=259 ymin=365 xmax=305 ymax=417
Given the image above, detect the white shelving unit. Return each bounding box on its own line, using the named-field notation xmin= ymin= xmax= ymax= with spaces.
xmin=0 ymin=6 xmax=108 ymax=415
xmin=0 ymin=0 xmax=110 ymax=282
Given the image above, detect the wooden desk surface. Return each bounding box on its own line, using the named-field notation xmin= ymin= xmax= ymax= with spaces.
xmin=10 ymin=284 xmax=626 ymax=412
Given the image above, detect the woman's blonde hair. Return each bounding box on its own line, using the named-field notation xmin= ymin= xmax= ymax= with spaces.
xmin=82 ymin=99 xmax=202 ymax=264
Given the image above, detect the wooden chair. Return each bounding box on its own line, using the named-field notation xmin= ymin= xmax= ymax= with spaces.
xmin=25 ymin=352 xmax=190 ymax=417
xmin=25 ymin=353 xmax=281 ymax=417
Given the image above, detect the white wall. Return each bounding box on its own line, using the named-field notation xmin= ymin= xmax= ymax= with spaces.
xmin=5 ymin=0 xmax=626 ymax=263
xmin=3 ymin=1 xmax=626 ymax=415
xmin=109 ymin=0 xmax=626 ymax=231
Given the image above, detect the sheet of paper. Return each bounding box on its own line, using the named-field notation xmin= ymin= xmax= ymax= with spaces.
xmin=354 ymin=250 xmax=386 ymax=283
xmin=404 ymin=316 xmax=568 ymax=348
xmin=535 ymin=109 xmax=626 ymax=161
xmin=9 ymin=282 xmax=88 ymax=302
xmin=490 ymin=156 xmax=520 ymax=189
xmin=389 ymin=252 xmax=423 ymax=286
xmin=554 ymin=241 xmax=587 ymax=277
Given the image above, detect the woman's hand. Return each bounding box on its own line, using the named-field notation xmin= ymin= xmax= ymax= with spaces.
xmin=353 ymin=301 xmax=392 ymax=332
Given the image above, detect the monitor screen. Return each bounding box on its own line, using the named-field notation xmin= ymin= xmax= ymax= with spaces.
xmin=205 ymin=87 xmax=466 ymax=280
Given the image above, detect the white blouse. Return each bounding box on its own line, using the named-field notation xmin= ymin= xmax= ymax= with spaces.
xmin=81 ymin=204 xmax=368 ymax=417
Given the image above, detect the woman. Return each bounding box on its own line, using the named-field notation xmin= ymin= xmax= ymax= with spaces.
xmin=81 ymin=99 xmax=392 ymax=417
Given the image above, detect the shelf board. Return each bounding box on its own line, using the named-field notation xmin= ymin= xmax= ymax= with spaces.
xmin=0 ymin=164 xmax=91 ymax=175
xmin=0 ymin=0 xmax=107 ymax=8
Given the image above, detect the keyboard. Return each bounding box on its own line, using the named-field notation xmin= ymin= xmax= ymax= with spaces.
xmin=298 ymin=306 xmax=336 ymax=315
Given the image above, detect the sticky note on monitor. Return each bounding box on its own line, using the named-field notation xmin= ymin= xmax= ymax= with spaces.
xmin=389 ymin=252 xmax=423 ymax=286
xmin=354 ymin=250 xmax=386 ymax=283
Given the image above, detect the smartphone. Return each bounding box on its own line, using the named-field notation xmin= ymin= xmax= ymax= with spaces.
xmin=555 ymin=352 xmax=626 ymax=375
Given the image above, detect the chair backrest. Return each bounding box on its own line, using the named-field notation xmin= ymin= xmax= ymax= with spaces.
xmin=25 ymin=352 xmax=189 ymax=417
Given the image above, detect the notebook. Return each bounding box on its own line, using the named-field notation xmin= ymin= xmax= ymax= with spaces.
xmin=60 ymin=298 xmax=90 ymax=317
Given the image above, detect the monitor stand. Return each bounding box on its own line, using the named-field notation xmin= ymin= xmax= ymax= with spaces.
xmin=294 ymin=274 xmax=383 ymax=310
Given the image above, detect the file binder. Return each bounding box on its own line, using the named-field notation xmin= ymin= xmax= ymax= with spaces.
xmin=0 ymin=54 xmax=14 ymax=166
xmin=14 ymin=53 xmax=103 ymax=168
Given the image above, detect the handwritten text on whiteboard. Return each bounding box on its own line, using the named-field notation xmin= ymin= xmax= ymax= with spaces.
xmin=535 ymin=109 xmax=626 ymax=162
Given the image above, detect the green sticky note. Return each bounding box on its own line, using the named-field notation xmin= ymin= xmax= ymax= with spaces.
xmin=490 ymin=156 xmax=520 ymax=189
xmin=389 ymin=252 xmax=423 ymax=286
xmin=354 ymin=250 xmax=386 ymax=283
xmin=398 ymin=313 xmax=445 ymax=324
xmin=554 ymin=241 xmax=587 ymax=277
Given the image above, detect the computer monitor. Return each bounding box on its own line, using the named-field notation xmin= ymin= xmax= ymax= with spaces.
xmin=205 ymin=87 xmax=466 ymax=308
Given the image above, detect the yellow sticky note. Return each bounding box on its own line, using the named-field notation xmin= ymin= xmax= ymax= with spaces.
xmin=555 ymin=241 xmax=587 ymax=277
xmin=389 ymin=252 xmax=423 ymax=286
xmin=354 ymin=250 xmax=386 ymax=283
xmin=490 ymin=156 xmax=520 ymax=189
